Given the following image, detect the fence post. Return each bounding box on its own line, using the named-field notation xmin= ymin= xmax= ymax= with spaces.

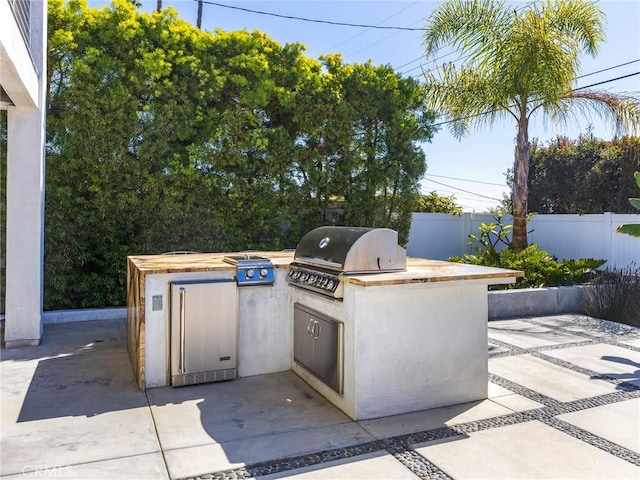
xmin=603 ymin=212 xmax=613 ymax=267
xmin=463 ymin=213 xmax=472 ymax=255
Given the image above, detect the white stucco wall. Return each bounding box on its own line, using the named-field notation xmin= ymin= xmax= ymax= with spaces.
xmin=351 ymin=281 xmax=488 ymax=419
xmin=292 ymin=279 xmax=491 ymax=421
xmin=3 ymin=0 xmax=47 ymax=347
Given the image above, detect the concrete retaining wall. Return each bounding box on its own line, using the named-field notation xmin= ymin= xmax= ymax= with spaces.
xmin=488 ymin=285 xmax=590 ymax=320
xmin=43 ymin=307 xmax=127 ymax=324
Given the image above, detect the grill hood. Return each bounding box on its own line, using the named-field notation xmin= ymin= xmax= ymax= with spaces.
xmin=293 ymin=226 xmax=406 ymax=273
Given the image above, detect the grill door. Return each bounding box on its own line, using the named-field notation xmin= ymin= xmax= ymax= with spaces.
xmin=293 ymin=303 xmax=344 ymax=394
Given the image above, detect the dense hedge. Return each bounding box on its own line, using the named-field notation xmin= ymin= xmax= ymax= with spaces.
xmin=41 ymin=0 xmax=436 ymax=310
xmin=527 ymin=134 xmax=640 ymax=214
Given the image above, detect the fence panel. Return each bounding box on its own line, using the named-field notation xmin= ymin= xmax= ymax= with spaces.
xmin=407 ymin=212 xmax=640 ymax=268
xmin=407 ymin=213 xmax=466 ymax=260
xmin=610 ymin=214 xmax=640 ymax=268
xmin=528 ymin=214 xmax=608 ymax=262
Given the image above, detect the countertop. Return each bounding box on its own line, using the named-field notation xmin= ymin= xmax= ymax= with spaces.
xmin=127 ymin=252 xmax=522 ymax=286
xmin=127 ymin=251 xmax=294 ymax=274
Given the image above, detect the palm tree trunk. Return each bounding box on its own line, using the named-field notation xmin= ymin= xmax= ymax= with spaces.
xmin=512 ymin=115 xmax=530 ymax=251
xmin=197 ymin=0 xmax=203 ymax=29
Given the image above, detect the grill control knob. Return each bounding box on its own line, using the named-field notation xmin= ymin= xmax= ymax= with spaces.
xmin=246 ymin=269 xmax=255 ymax=279
xmin=259 ymin=268 xmax=269 ymax=279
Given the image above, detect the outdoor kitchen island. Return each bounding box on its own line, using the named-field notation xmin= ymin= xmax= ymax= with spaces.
xmin=127 ymin=251 xmax=521 ymax=420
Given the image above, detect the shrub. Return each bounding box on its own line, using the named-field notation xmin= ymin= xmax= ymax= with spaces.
xmin=449 ymin=212 xmax=605 ymax=289
xmin=616 ymin=171 xmax=640 ymax=238
xmin=584 ymin=265 xmax=640 ymax=327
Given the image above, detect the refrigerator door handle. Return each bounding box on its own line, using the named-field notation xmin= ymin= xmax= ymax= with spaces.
xmin=179 ymin=287 xmax=186 ymax=374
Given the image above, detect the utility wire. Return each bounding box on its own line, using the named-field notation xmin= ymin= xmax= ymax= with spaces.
xmin=344 ymin=16 xmax=425 ymax=60
xmin=196 ymin=0 xmax=428 ymax=31
xmin=423 ymin=178 xmax=502 ymax=200
xmin=403 ymin=56 xmax=640 ymax=80
xmin=425 ymin=190 xmax=498 ymax=203
xmin=574 ymin=71 xmax=640 ymax=90
xmin=324 ymin=1 xmax=421 ymax=56
xmin=425 ymin=173 xmax=506 ymax=186
xmin=430 ymin=70 xmax=640 ymax=128
xmin=577 ymin=59 xmax=640 ymax=79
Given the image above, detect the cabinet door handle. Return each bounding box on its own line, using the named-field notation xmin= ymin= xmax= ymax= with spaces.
xmin=307 ymin=318 xmax=314 ymax=337
xmin=179 ymin=287 xmax=186 ymax=374
xmin=313 ymin=320 xmax=321 ymax=339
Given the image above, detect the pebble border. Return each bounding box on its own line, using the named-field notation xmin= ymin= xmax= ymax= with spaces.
xmin=181 ymin=316 xmax=640 ymax=480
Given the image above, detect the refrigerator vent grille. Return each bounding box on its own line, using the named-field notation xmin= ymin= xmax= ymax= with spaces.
xmin=171 ymin=368 xmax=237 ymax=387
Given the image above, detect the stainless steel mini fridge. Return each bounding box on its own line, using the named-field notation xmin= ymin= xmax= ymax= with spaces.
xmin=169 ymin=279 xmax=238 ymax=387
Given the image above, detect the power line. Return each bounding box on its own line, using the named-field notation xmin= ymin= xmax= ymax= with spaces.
xmin=574 ymin=71 xmax=640 ymax=90
xmin=425 ymin=189 xmax=500 ymax=203
xmin=578 ymin=59 xmax=640 ymax=79
xmin=325 ymin=2 xmax=421 ymax=57
xmin=425 ymin=173 xmax=506 ymax=186
xmin=430 ymin=70 xmax=640 ymax=128
xmin=422 ymin=178 xmax=501 ymax=200
xmin=399 ymin=51 xmax=459 ymax=76
xmin=404 ymin=56 xmax=640 ymax=81
xmin=344 ymin=17 xmax=425 ymax=60
xmin=196 ymin=0 xmax=428 ymax=31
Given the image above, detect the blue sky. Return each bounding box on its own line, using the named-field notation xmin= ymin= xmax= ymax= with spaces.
xmin=90 ymin=0 xmax=640 ymax=211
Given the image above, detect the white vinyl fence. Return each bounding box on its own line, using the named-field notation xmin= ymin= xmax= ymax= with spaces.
xmin=407 ymin=212 xmax=640 ymax=268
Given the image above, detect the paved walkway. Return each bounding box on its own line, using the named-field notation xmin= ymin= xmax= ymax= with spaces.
xmin=1 ymin=315 xmax=639 ymax=479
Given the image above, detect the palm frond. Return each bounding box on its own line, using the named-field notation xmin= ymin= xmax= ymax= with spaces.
xmin=546 ymin=90 xmax=640 ymax=137
xmin=422 ymin=63 xmax=518 ymax=138
xmin=549 ymin=0 xmax=605 ymax=56
xmin=422 ymin=0 xmax=511 ymax=63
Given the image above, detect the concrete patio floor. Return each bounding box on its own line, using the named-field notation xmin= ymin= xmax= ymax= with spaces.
xmin=1 ymin=314 xmax=638 ymax=479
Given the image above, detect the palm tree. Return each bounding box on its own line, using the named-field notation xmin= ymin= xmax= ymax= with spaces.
xmin=421 ymin=0 xmax=640 ymax=250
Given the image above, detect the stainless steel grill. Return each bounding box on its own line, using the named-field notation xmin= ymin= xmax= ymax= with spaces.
xmin=287 ymin=226 xmax=406 ymax=299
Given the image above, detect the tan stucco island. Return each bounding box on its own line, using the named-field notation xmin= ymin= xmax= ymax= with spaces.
xmin=127 ymin=252 xmax=522 ymax=420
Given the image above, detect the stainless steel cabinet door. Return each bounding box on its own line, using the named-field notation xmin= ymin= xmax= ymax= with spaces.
xmin=293 ymin=303 xmax=344 ymax=394
xmin=293 ymin=304 xmax=315 ymax=373
xmin=313 ymin=315 xmax=343 ymax=393
xmin=170 ymin=279 xmax=237 ymax=386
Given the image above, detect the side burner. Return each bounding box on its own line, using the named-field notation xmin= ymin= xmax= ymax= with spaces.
xmin=223 ymin=255 xmax=274 ymax=286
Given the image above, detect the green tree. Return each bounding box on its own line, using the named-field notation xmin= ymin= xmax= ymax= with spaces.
xmin=521 ymin=134 xmax=640 ymax=213
xmin=44 ymin=0 xmax=435 ymax=309
xmin=293 ymin=55 xmax=436 ymax=243
xmin=46 ymin=0 xmax=222 ymax=307
xmin=422 ymin=0 xmax=640 ymax=250
xmin=414 ymin=191 xmax=462 ymax=214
